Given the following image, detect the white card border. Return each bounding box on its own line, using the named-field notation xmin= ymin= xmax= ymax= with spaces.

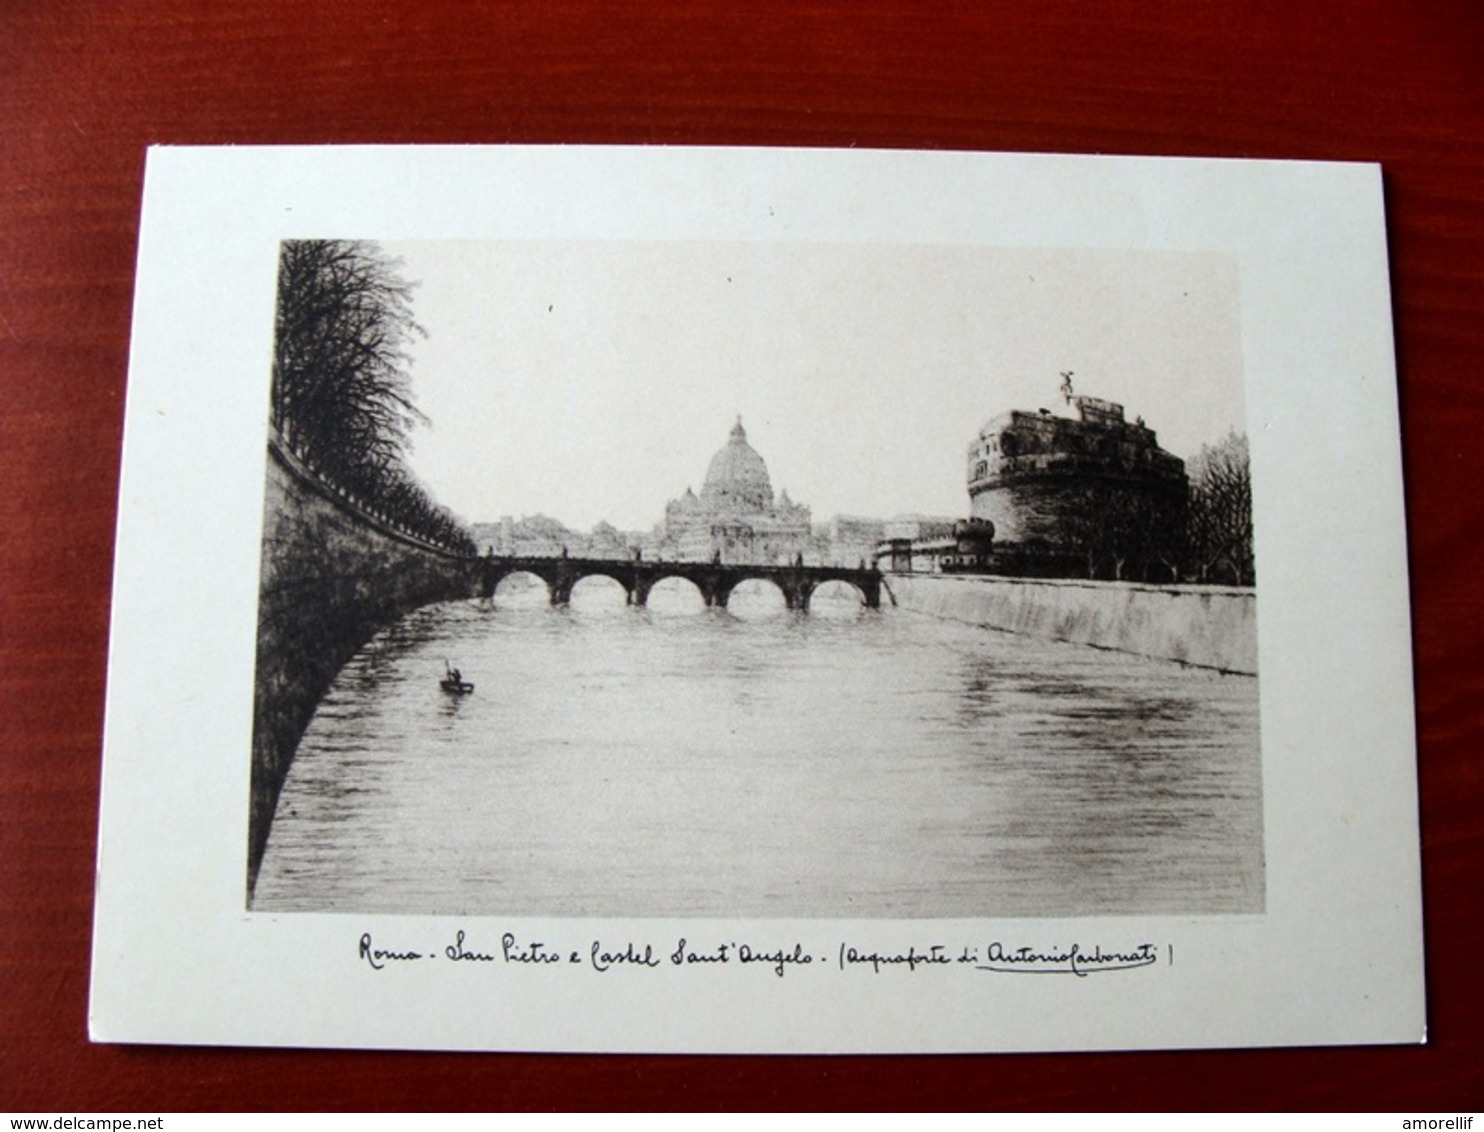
xmin=90 ymin=145 xmax=1423 ymax=1053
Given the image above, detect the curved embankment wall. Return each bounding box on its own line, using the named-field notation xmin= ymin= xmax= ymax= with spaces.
xmin=885 ymin=573 xmax=1257 ymax=675
xmin=249 ymin=443 xmax=474 ymax=895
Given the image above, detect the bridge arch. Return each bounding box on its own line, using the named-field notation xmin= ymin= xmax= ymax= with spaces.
xmin=635 ymin=572 xmax=709 ymax=611
xmin=800 ymin=576 xmax=873 ymax=613
xmin=718 ymin=572 xmax=794 ymax=613
xmin=564 ymin=571 xmax=636 ymax=609
xmin=483 ymin=563 xmax=557 ymax=605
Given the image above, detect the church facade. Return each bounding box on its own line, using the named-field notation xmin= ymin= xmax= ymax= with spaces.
xmin=652 ymin=418 xmax=815 ymax=564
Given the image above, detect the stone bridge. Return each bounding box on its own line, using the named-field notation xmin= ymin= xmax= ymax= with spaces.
xmin=480 ymin=554 xmax=882 ymax=611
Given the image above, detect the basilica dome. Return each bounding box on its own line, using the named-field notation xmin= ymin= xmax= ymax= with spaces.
xmin=701 ymin=417 xmax=774 ymax=513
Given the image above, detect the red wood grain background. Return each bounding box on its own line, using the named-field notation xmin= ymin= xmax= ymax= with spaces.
xmin=2 ymin=0 xmax=1480 ymax=1111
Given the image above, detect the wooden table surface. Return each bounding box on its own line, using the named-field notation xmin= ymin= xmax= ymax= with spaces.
xmin=2 ymin=0 xmax=1480 ymax=1111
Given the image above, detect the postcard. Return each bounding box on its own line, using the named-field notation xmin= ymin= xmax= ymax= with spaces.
xmin=90 ymin=145 xmax=1422 ymax=1052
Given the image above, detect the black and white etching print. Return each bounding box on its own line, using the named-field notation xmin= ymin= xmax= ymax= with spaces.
xmin=246 ymin=239 xmax=1261 ymax=919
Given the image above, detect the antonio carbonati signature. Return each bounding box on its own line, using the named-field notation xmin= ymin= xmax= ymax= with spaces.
xmin=972 ymin=941 xmax=1161 ymax=976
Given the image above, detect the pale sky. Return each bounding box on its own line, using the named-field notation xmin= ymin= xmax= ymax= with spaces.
xmin=383 ymin=240 xmax=1246 ymax=533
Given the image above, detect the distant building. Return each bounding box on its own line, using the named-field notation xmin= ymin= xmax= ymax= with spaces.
xmin=966 ymin=395 xmax=1186 ymax=549
xmin=878 ymin=390 xmax=1189 ymax=580
xmin=881 ymin=514 xmax=957 ymax=542
xmin=471 ymin=515 xmax=642 ymax=560
xmin=876 ymin=514 xmax=960 ymax=574
xmin=653 ymin=418 xmax=815 ymax=564
xmin=474 ymin=417 xmax=889 ymax=569
xmin=965 ymin=393 xmax=1187 ymax=579
xmin=586 ymin=520 xmax=629 ymax=560
xmin=824 ymin=515 xmax=887 ymax=568
xmin=474 ymin=514 xmax=579 ymax=557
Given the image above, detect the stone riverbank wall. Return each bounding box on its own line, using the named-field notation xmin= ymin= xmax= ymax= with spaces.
xmin=249 ymin=442 xmax=474 ymax=896
xmin=885 ymin=573 xmax=1257 ymax=675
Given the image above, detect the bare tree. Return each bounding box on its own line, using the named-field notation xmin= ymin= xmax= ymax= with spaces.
xmin=270 ymin=240 xmax=474 ymax=555
xmin=272 ymin=240 xmax=425 ymax=473
xmin=1186 ymin=430 xmax=1254 ymax=585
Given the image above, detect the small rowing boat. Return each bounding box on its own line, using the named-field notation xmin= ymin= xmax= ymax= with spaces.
xmin=441 ymin=662 xmax=473 ymax=695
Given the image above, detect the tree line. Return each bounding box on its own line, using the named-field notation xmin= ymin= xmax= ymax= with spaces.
xmin=1065 ymin=430 xmax=1254 ymax=586
xmin=270 ymin=240 xmax=475 ymax=556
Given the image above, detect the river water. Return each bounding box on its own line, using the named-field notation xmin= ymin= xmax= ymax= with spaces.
xmin=253 ymin=577 xmax=1263 ymax=918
